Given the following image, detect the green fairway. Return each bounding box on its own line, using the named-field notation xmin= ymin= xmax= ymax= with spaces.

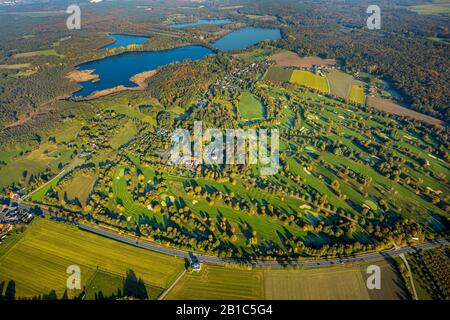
xmin=239 ymin=92 xmax=265 ymax=120
xmin=290 ymin=70 xmax=329 ymax=93
xmin=0 ymin=218 xmax=184 ymax=299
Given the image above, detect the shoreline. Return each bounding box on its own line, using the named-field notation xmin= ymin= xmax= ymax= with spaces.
xmin=80 ymin=69 xmax=158 ymax=100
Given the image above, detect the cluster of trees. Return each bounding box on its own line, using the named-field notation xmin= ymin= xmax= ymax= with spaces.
xmin=408 ymin=248 xmax=449 ymax=300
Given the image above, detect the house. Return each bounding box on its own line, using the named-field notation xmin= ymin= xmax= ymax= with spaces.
xmin=191 ymin=261 xmax=202 ymax=272
xmin=0 ymin=223 xmax=12 ymax=233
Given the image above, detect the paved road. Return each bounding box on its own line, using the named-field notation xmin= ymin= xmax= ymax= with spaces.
xmin=78 ymin=223 xmax=449 ymax=269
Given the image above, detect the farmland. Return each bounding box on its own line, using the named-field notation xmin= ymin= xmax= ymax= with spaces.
xmin=367 ymin=96 xmax=445 ymax=127
xmin=290 ymin=70 xmax=330 ymax=93
xmin=0 ymin=218 xmax=184 ymax=299
xmin=165 ymin=259 xmax=408 ymax=300
xmin=263 ymin=66 xmax=292 ymax=82
xmin=270 ymin=51 xmax=336 ymax=68
xmin=349 ymin=85 xmax=366 ymax=105
xmin=164 ymin=265 xmax=264 ymax=300
xmin=325 ymin=69 xmax=358 ymax=99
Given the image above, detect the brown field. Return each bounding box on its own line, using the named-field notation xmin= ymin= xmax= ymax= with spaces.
xmin=270 ymin=51 xmax=336 ymax=68
xmin=367 ymin=96 xmax=445 ymax=128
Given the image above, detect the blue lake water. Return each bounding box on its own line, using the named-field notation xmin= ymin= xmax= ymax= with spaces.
xmin=169 ymin=18 xmax=232 ymax=28
xmin=211 ymin=27 xmax=281 ymax=52
xmin=74 ymin=45 xmax=213 ymax=97
xmin=102 ymin=34 xmax=149 ymax=49
xmin=74 ymin=28 xmax=281 ymax=97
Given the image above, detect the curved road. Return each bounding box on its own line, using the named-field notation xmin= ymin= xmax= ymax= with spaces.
xmin=78 ymin=223 xmax=449 ymax=269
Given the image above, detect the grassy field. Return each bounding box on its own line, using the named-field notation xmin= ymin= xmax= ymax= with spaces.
xmin=290 ymin=70 xmax=330 ymax=93
xmin=239 ymin=92 xmax=265 ymax=120
xmin=263 ymin=66 xmax=293 ymax=82
xmin=0 ymin=218 xmax=184 ymax=299
xmin=0 ymin=143 xmax=73 ymax=189
xmin=84 ymin=269 xmax=164 ymax=300
xmin=265 ymin=260 xmax=407 ymax=300
xmin=13 ymin=49 xmax=64 ymax=59
xmin=348 ymin=84 xmax=365 ymax=105
xmin=62 ymin=173 xmax=97 ymax=207
xmin=109 ymin=120 xmax=138 ymax=149
xmin=164 ymin=265 xmax=264 ymax=300
xmin=325 ymin=69 xmax=355 ymax=99
xmin=409 ymin=1 xmax=450 ymax=15
xmin=0 ymin=63 xmax=31 ymax=70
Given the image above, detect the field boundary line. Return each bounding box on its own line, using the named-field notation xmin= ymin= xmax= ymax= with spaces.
xmin=158 ymin=269 xmax=186 ymax=300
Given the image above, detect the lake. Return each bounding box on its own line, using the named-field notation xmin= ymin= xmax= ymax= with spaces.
xmin=211 ymin=27 xmax=281 ymax=52
xmin=169 ymin=19 xmax=232 ymax=28
xmin=74 ymin=45 xmax=213 ymax=97
xmin=102 ymin=34 xmax=149 ymax=49
xmin=74 ymin=28 xmax=281 ymax=97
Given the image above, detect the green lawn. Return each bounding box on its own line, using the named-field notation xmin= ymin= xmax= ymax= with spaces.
xmin=239 ymin=92 xmax=265 ymax=120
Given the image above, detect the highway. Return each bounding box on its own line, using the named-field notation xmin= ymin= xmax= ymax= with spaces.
xmin=78 ymin=223 xmax=449 ymax=269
